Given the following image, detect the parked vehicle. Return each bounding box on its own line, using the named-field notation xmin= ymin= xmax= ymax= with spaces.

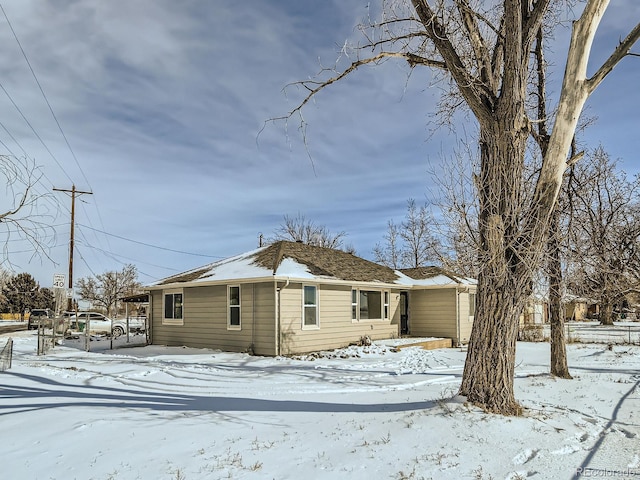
xmin=28 ymin=309 xmax=53 ymax=330
xmin=69 ymin=312 xmax=131 ymax=337
xmin=69 ymin=312 xmax=145 ymax=337
xmin=123 ymin=316 xmax=146 ymax=333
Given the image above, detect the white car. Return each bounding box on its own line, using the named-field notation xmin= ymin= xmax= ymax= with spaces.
xmin=69 ymin=312 xmax=129 ymax=337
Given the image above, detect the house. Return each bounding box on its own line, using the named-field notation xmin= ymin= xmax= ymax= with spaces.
xmin=520 ymin=294 xmax=548 ymax=325
xmin=564 ymin=294 xmax=599 ymax=321
xmin=399 ymin=267 xmax=477 ymax=345
xmin=146 ymin=241 xmax=476 ymax=355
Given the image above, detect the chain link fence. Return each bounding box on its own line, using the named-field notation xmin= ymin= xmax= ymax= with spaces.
xmin=522 ymin=322 xmax=640 ymax=345
xmin=0 ymin=337 xmax=13 ymax=371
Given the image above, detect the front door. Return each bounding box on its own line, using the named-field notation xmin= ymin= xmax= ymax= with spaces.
xmin=400 ymin=291 xmax=409 ymax=335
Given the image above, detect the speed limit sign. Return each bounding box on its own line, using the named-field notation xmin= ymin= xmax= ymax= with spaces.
xmin=53 ymin=274 xmax=66 ymax=289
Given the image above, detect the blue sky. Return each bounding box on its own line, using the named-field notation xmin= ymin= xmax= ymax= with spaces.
xmin=0 ymin=1 xmax=638 ymax=289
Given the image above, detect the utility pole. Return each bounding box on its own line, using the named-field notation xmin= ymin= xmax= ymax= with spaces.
xmin=54 ymin=185 xmax=92 ymax=310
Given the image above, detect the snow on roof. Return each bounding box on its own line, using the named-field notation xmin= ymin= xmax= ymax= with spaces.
xmin=395 ymin=272 xmax=475 ymax=287
xmin=274 ymin=257 xmax=316 ymax=279
xmin=149 ymin=241 xmax=477 ymax=288
xmin=149 ymin=246 xmax=273 ymax=286
xmin=397 ymin=266 xmax=477 ymax=287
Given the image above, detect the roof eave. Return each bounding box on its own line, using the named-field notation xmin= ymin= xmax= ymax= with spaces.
xmin=147 ymin=274 xmax=405 ymax=290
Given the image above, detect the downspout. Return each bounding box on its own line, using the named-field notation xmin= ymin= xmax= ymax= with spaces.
xmin=147 ymin=292 xmax=153 ymax=345
xmin=455 ymin=286 xmax=461 ymax=348
xmin=251 ymin=284 xmax=256 ymax=354
xmin=276 ymin=282 xmax=280 ymax=356
xmin=276 ymin=277 xmax=290 ymax=356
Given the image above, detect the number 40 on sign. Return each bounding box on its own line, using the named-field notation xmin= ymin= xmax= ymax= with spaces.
xmin=53 ymin=274 xmax=66 ymax=289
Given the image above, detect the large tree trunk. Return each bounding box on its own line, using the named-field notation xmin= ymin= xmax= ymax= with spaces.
xmin=600 ymin=301 xmax=615 ymax=325
xmin=459 ymin=112 xmax=531 ymax=415
xmin=548 ymin=206 xmax=572 ymax=378
xmin=461 ymin=272 xmax=526 ymax=414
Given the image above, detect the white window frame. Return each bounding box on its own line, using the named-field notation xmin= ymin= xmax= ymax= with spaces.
xmin=302 ymin=284 xmax=319 ymax=329
xmin=384 ymin=291 xmax=390 ymax=320
xmin=352 ymin=288 xmax=390 ymax=322
xmin=163 ymin=289 xmax=184 ymax=325
xmin=228 ymin=285 xmax=241 ymax=330
xmin=351 ymin=289 xmax=358 ymax=322
xmin=468 ymin=292 xmax=476 ymax=320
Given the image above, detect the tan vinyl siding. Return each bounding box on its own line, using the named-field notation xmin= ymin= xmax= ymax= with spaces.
xmin=408 ymin=288 xmax=459 ymax=343
xmin=150 ymin=282 xmax=276 ymax=355
xmin=250 ymin=283 xmax=276 ymax=356
xmin=457 ymin=290 xmax=475 ymax=344
xmin=278 ymin=283 xmax=400 ymax=355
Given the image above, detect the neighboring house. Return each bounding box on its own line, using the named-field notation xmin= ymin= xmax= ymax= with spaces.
xmin=564 ymin=294 xmax=599 ymax=321
xmin=520 ymin=294 xmax=548 ymax=325
xmin=146 ymin=241 xmax=477 ymax=355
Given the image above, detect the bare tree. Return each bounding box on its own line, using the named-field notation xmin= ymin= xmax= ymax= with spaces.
xmin=271 ymin=213 xmax=352 ymax=251
xmin=276 ymin=1 xmax=640 ymax=413
xmin=373 ymin=220 xmax=403 ymax=268
xmin=374 ymin=199 xmax=439 ymax=268
xmin=0 ymin=156 xmax=55 ymax=266
xmin=566 ymin=147 xmax=640 ymax=325
xmin=77 ymin=264 xmax=141 ymax=318
xmin=428 ymin=143 xmax=481 ymax=278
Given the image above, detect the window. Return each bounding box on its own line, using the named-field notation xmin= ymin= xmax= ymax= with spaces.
xmin=228 ymin=286 xmax=241 ymax=329
xmin=359 ymin=290 xmax=382 ymax=320
xmin=163 ymin=290 xmax=183 ymax=324
xmin=352 ymin=290 xmax=358 ymax=321
xmin=469 ymin=293 xmax=476 ymax=318
xmin=303 ymin=285 xmax=318 ymax=328
xmin=384 ymin=291 xmax=390 ymax=320
xmin=352 ymin=289 xmax=390 ymax=321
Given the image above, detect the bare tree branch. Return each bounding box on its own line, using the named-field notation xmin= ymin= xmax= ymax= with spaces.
xmin=411 ymin=0 xmax=494 ymax=123
xmin=275 ymin=51 xmax=445 ymax=122
xmin=587 ymin=21 xmax=640 ymax=93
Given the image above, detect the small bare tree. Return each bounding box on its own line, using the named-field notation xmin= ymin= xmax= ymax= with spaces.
xmin=373 ymin=220 xmax=402 ymax=268
xmin=271 ymin=213 xmax=351 ymax=251
xmin=77 ymin=264 xmax=141 ymax=318
xmin=374 ymin=199 xmax=439 ymax=268
xmin=428 ymin=143 xmax=481 ymax=278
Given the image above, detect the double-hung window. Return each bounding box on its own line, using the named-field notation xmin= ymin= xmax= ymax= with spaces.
xmin=163 ymin=290 xmax=183 ymax=325
xmin=228 ymin=286 xmax=241 ymax=329
xmin=303 ymin=285 xmax=318 ymax=328
xmin=351 ymin=290 xmax=358 ymax=321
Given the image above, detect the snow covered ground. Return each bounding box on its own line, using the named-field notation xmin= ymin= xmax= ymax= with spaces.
xmin=0 ymin=330 xmax=638 ymax=480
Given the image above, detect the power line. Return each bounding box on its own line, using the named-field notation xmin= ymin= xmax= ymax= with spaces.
xmin=0 ymin=3 xmax=91 ymax=189
xmin=77 ymin=223 xmax=223 ymax=258
xmin=0 ymin=123 xmax=69 ymax=215
xmin=0 ymin=81 xmax=74 ymax=184
xmin=75 ymin=238 xmax=180 ymax=272
xmin=75 ymin=242 xmax=161 ymax=281
xmin=74 ymin=245 xmax=98 ymax=278
xmin=0 ymin=5 xmax=112 ymax=259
